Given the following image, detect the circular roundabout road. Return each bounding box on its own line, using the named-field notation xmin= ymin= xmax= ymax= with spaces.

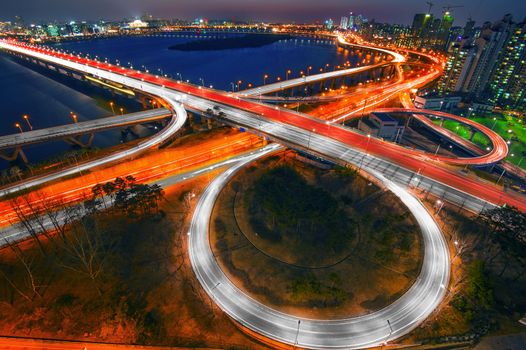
xmin=188 ymin=143 xmax=450 ymax=349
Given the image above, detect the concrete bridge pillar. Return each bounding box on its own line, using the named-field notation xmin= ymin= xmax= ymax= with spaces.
xmin=65 ymin=133 xmax=95 ymax=148
xmin=0 ymin=147 xmax=29 ymax=164
xmin=206 ymin=118 xmax=214 ymax=130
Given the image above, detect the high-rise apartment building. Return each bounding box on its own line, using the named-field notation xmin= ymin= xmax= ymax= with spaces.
xmin=340 ymin=16 xmax=349 ymax=30
xmin=438 ymin=41 xmax=477 ymax=92
xmin=488 ymin=20 xmax=526 ymax=110
xmin=438 ymin=14 xmax=526 ymax=111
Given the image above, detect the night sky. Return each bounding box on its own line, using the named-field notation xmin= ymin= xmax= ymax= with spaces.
xmin=2 ymin=0 xmax=525 ymax=26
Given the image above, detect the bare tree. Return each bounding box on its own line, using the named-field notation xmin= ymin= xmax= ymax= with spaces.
xmin=3 ymin=239 xmax=42 ymax=299
xmin=58 ymin=213 xmax=113 ymax=296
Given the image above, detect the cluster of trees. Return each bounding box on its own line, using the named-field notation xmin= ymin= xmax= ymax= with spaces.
xmin=448 ymin=205 xmax=526 ymax=330
xmin=478 ymin=205 xmax=526 ymax=280
xmin=90 ymin=176 xmax=164 ymax=217
xmin=2 ymin=193 xmax=113 ymax=300
xmin=1 ymin=176 xmax=164 ymax=301
xmin=451 ymin=260 xmax=494 ymax=324
xmin=249 ymin=166 xmax=355 ymax=252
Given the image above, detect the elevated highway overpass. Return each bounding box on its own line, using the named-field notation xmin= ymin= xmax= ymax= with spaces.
xmin=0 ymin=40 xmax=519 ymax=207
xmin=0 ymin=108 xmax=171 ymax=151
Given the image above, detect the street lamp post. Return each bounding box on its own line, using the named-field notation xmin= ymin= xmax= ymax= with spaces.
xmin=435 ymin=199 xmax=444 ymax=214
xmin=308 ymin=128 xmax=316 ymax=149
xmin=294 ymin=320 xmax=301 ymax=348
xmin=434 ymin=143 xmax=441 ymax=156
xmin=263 ymin=74 xmax=269 ymax=85
xmin=109 ymin=102 xmax=115 ymax=114
xmin=286 ymin=69 xmax=292 ymax=80
xmin=199 ymin=78 xmax=205 ymax=86
xmin=366 ymin=133 xmax=371 ymax=153
xmin=120 ymin=107 xmax=124 ymax=116
xmin=15 ymin=123 xmax=23 ymax=133
xmin=491 ymin=117 xmax=498 ymax=130
xmin=22 ymin=115 xmax=33 ymax=130
xmin=362 ymin=98 xmax=368 ymax=117
xmin=496 ymin=168 xmax=506 ymax=185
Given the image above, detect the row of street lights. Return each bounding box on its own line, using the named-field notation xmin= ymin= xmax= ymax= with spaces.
xmin=260 ymin=64 xmax=336 ymax=86
xmin=14 ymin=115 xmax=32 ymax=133
xmin=13 ymin=102 xmax=126 ymax=134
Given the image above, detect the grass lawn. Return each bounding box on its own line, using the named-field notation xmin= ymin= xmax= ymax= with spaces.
xmin=432 ymin=113 xmax=526 ymax=170
xmin=472 ymin=114 xmax=526 ymax=169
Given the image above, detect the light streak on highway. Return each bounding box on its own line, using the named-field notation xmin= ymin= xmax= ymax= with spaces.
xmin=336 ymin=34 xmax=407 ymax=63
xmin=0 ymin=144 xmax=268 ymax=244
xmin=0 ymin=133 xmax=262 ymax=227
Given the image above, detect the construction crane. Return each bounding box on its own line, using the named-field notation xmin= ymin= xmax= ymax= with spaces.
xmin=442 ymin=5 xmax=464 ymax=15
xmin=426 ymin=1 xmax=434 ymax=14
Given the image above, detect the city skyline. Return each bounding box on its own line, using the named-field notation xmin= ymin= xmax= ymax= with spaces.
xmin=1 ymin=0 xmax=526 ymax=26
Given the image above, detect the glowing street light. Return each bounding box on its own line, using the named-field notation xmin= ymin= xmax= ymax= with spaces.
xmin=120 ymin=107 xmax=124 ymax=116
xmin=15 ymin=123 xmax=23 ymax=133
xmin=263 ymin=74 xmax=269 ymax=85
xmin=109 ymin=102 xmax=115 ymax=114
xmin=491 ymin=117 xmax=498 ymax=130
xmin=308 ymin=128 xmax=316 ymax=149
xmin=286 ymin=69 xmax=292 ymax=80
xmin=435 ymin=199 xmax=444 ymax=214
xmin=22 ymin=115 xmax=33 ymax=130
